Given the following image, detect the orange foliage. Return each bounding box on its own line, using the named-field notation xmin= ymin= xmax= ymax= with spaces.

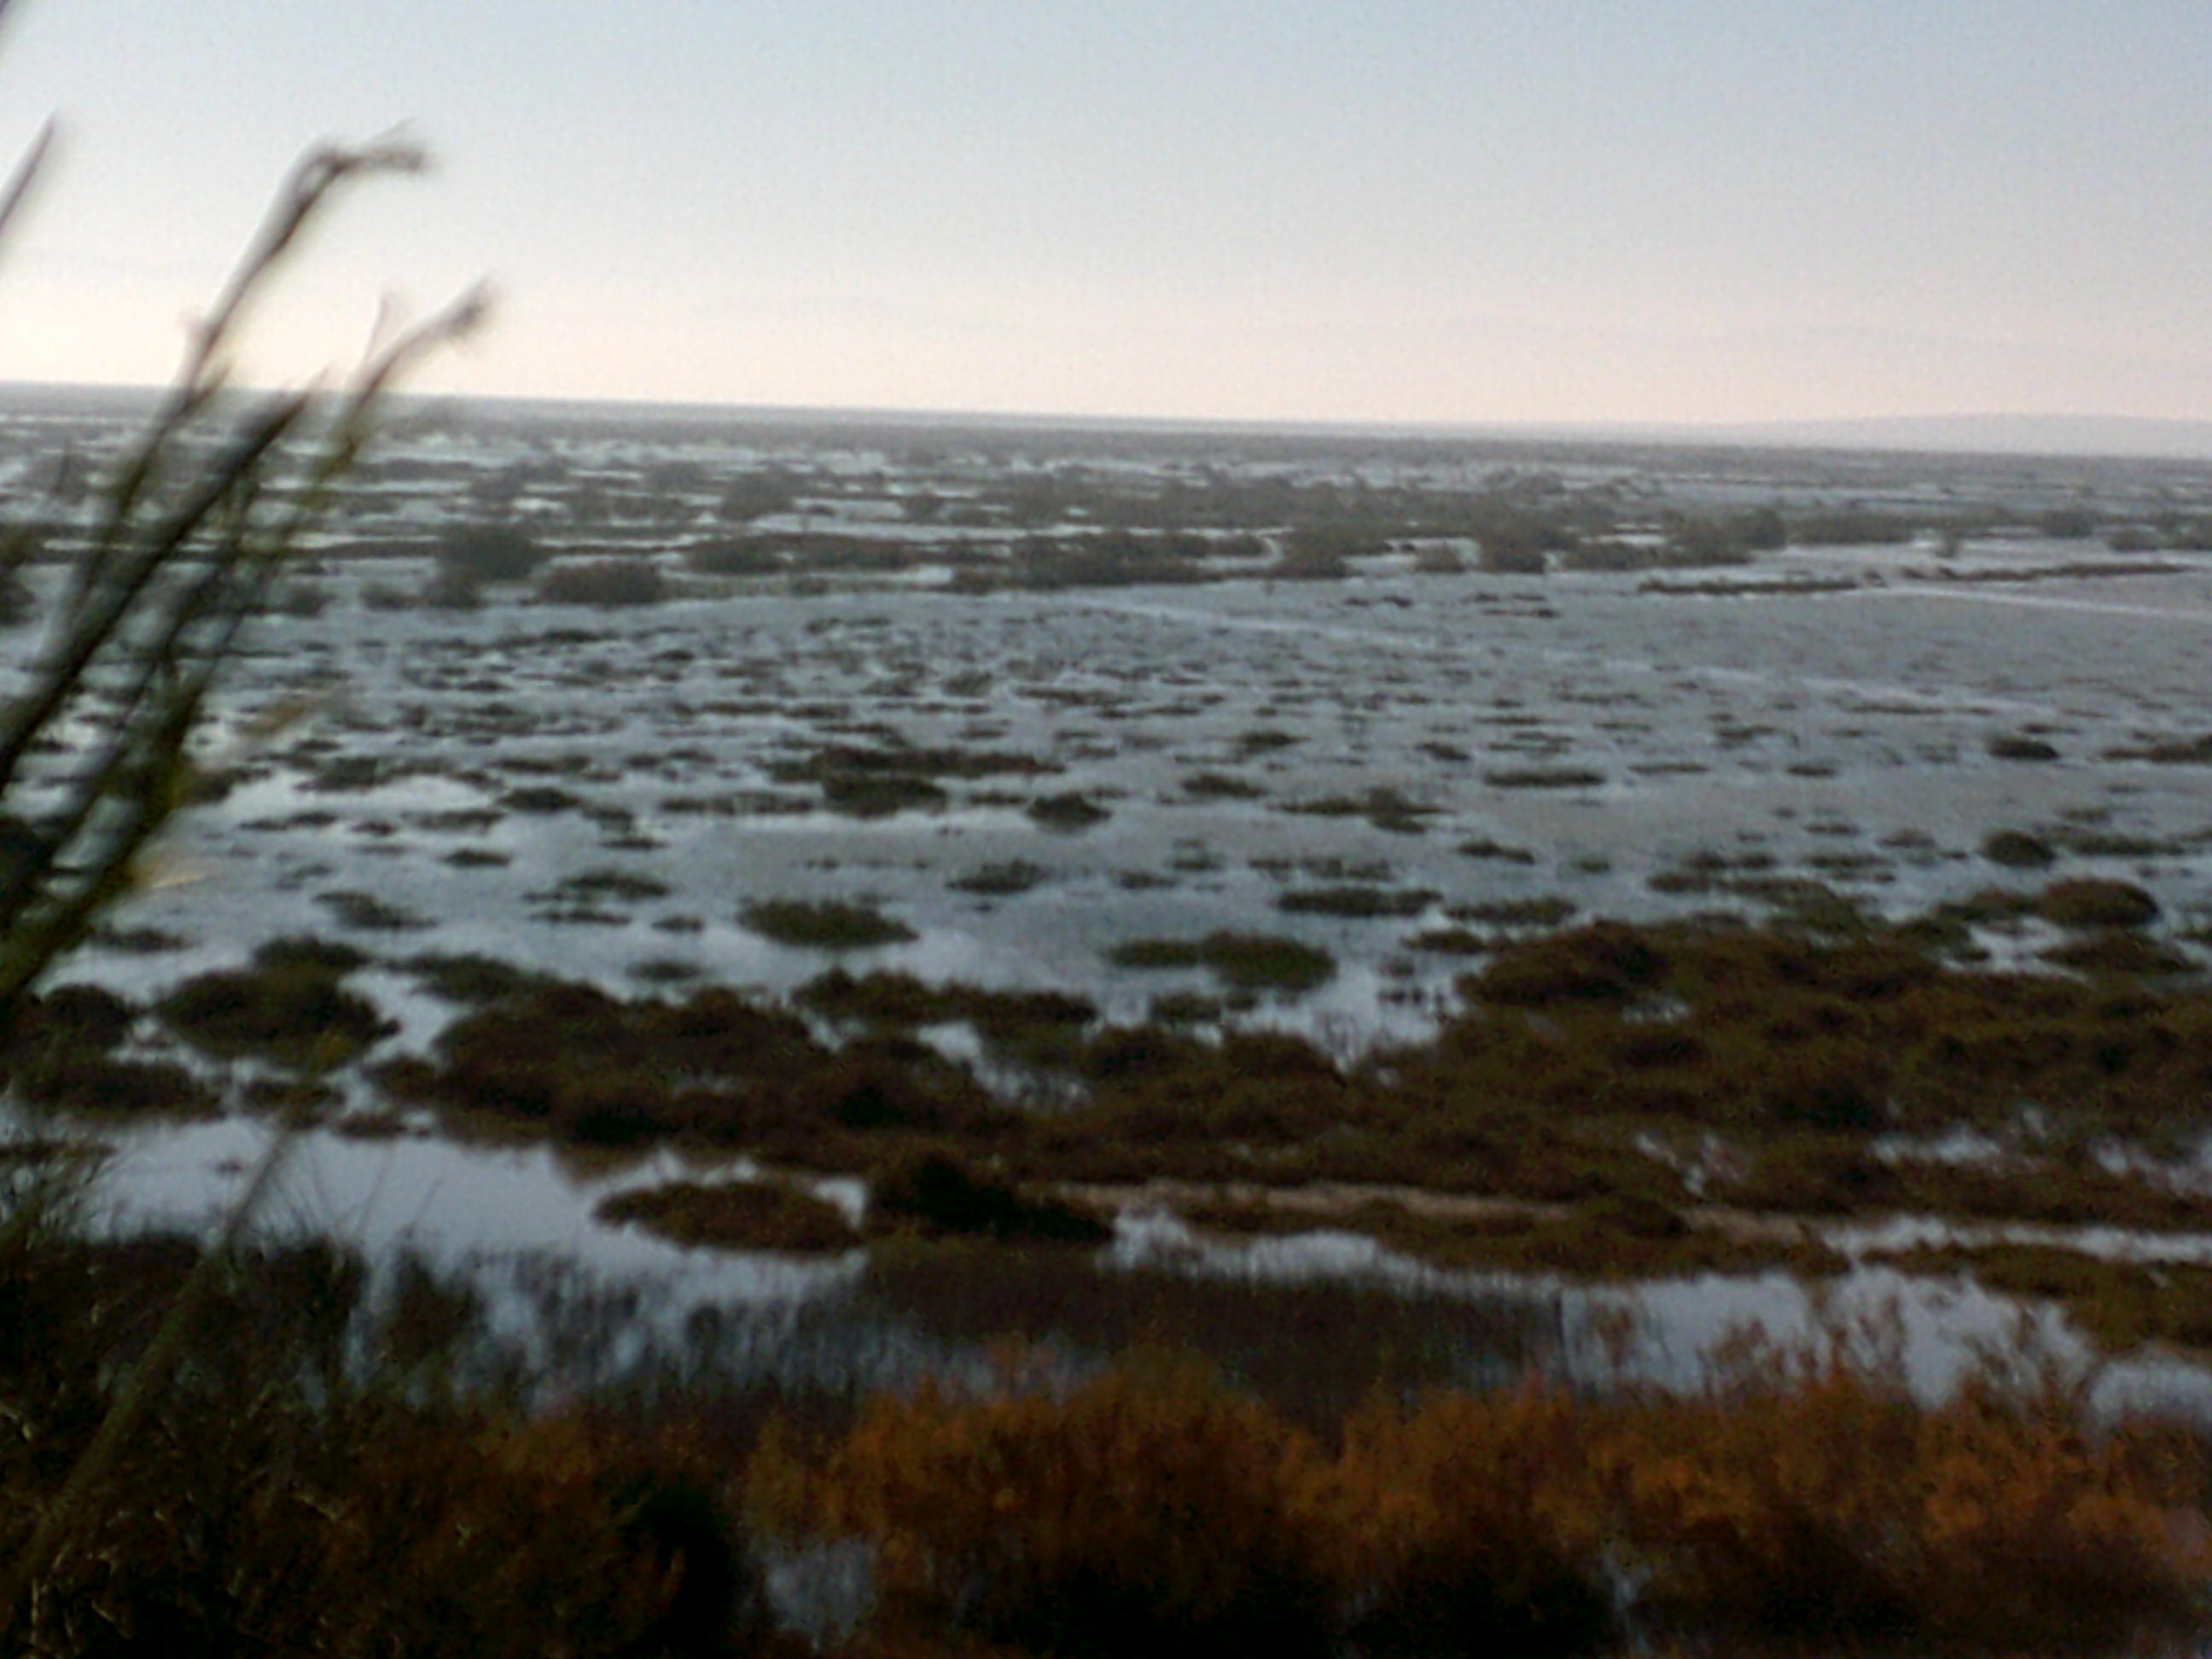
xmin=767 ymin=1352 xmax=1330 ymax=1659
xmin=1309 ymin=1383 xmax=1615 ymax=1655
xmin=760 ymin=1353 xmax=2212 ymax=1658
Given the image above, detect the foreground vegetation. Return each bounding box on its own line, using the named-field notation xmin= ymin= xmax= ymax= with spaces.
xmin=2 ymin=1197 xmax=2207 ymax=1656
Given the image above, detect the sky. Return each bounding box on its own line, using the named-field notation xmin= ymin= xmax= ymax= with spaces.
xmin=2 ymin=2 xmax=2209 ymax=429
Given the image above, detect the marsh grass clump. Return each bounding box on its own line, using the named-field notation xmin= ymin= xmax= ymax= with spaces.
xmin=438 ymin=522 xmax=545 ymax=584
xmin=869 ymin=1149 xmax=1111 ymax=1244
xmin=84 ymin=923 xmax=191 ymax=955
xmin=1027 ymin=789 xmax=1111 ymax=831
xmin=400 ymin=951 xmax=548 ymax=1004
xmin=626 ymin=955 xmax=701 ymax=985
xmin=1458 ymin=835 xmax=1540 ymax=864
xmin=1983 ymin=828 xmax=2058 ymax=868
xmin=1988 ymin=731 xmax=2063 ymax=761
xmin=421 ymin=562 xmax=485 ymax=609
xmin=251 ymin=934 xmax=372 ymax=977
xmin=597 ymin=1178 xmax=861 ymax=1253
xmin=947 ymin=859 xmax=1050 ymax=896
xmin=0 ymin=984 xmax=215 ymax=1119
xmin=535 ymin=557 xmax=667 ymax=607
xmin=823 ymin=771 xmax=947 ymax=815
xmin=794 ymin=967 xmax=954 ymax=1028
xmin=1185 ymin=1191 xmax=1843 ymax=1280
xmin=1406 ymin=925 xmax=1489 ymax=955
xmin=541 ymin=867 xmax=673 ymax=905
xmin=500 ymin=783 xmax=585 ymax=814
xmin=1109 ymin=931 xmax=1337 ymax=995
xmin=1423 ymin=914 xmax=2212 ymax=1155
xmin=1716 ymin=1136 xmax=2212 ymax=1231
xmin=771 ymin=741 xmax=1052 ymax=819
xmin=1470 ymin=921 xmax=1669 ymax=1005
xmin=1180 ymin=770 xmax=1267 ymax=800
xmin=796 ymin=969 xmax=1095 ymax=1069
xmin=1877 ymin=1241 xmax=2212 ymax=1353
xmin=1447 ymin=894 xmax=1579 ymax=929
xmin=2041 ymin=929 xmax=2199 ymax=978
xmin=157 ymin=952 xmax=394 ymax=1071
xmin=2039 ymin=877 xmax=2162 ymax=930
xmin=1602 ymin=1362 xmax=2211 ymax=1652
xmin=1318 ymin=1386 xmax=1618 ymax=1659
xmin=739 ymin=897 xmax=916 ymax=951
xmin=1276 ymin=885 xmax=1437 ymax=918
xmin=1285 ymin=785 xmax=1436 ymax=835
xmin=379 ymin=975 xmax=1016 ymax=1164
xmin=1195 ymin=933 xmax=1336 ymax=994
xmin=317 ymin=888 xmax=428 ymax=932
xmin=1484 ymin=765 xmax=1608 ymax=790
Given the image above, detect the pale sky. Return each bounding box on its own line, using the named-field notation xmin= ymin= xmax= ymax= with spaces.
xmin=3 ymin=1 xmax=2209 ymax=427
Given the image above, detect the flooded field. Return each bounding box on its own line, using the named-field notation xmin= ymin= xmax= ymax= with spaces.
xmin=9 ymin=391 xmax=2212 ymax=1411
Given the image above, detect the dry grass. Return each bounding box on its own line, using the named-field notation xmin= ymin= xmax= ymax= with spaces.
xmin=754 ymin=1348 xmax=2212 ymax=1657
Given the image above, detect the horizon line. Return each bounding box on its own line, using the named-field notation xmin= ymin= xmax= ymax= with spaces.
xmin=5 ymin=378 xmax=2210 ymax=463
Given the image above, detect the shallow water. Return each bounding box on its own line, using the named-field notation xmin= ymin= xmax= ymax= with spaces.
xmin=16 ymin=544 xmax=2212 ymax=1400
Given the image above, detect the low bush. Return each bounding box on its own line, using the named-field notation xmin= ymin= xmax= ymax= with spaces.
xmin=0 ymin=986 xmax=216 ymax=1117
xmin=1471 ymin=922 xmax=1668 ymax=1006
xmin=1983 ymin=829 xmax=2057 ymax=868
xmin=1114 ymin=931 xmax=1338 ymax=994
xmin=538 ymin=557 xmax=668 ymax=607
xmin=1317 ymin=1386 xmax=1617 ymax=1656
xmin=156 ymin=955 xmax=394 ymax=1071
xmin=756 ymin=1352 xmax=2210 ymax=1657
xmin=1276 ymin=885 xmax=1437 ymax=918
xmin=438 ymin=523 xmax=545 ymax=583
xmin=2040 ymin=877 xmax=2162 ymax=930
xmin=1027 ymin=790 xmax=1110 ymax=831
xmin=686 ymin=537 xmax=785 ymax=576
xmin=760 ymin=1354 xmax=1333 ymax=1659
xmin=422 ymin=563 xmax=484 ymax=608
xmin=740 ymin=898 xmax=917 ymax=951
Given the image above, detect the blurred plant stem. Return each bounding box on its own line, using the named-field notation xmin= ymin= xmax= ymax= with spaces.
xmin=0 ymin=133 xmax=486 ymax=1024
xmin=0 ymin=28 xmax=485 ymax=1632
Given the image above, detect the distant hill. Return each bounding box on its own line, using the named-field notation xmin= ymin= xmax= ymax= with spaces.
xmin=1647 ymin=414 xmax=2212 ymax=461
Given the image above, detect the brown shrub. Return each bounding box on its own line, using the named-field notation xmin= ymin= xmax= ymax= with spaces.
xmin=759 ymin=1354 xmax=1333 ymax=1659
xmin=156 ymin=958 xmax=394 ymax=1071
xmin=537 ymin=557 xmax=667 ymax=607
xmin=1473 ymin=922 xmax=1669 ymax=1006
xmin=1602 ymin=1363 xmax=2210 ymax=1651
xmin=2040 ymin=877 xmax=2162 ymax=930
xmin=758 ymin=1351 xmax=2211 ymax=1656
xmin=598 ymin=1179 xmax=862 ymax=1253
xmin=1313 ymin=1386 xmax=1615 ymax=1656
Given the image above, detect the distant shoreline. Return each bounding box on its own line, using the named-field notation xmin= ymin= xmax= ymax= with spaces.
xmin=3 ymin=378 xmax=2209 ymax=463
